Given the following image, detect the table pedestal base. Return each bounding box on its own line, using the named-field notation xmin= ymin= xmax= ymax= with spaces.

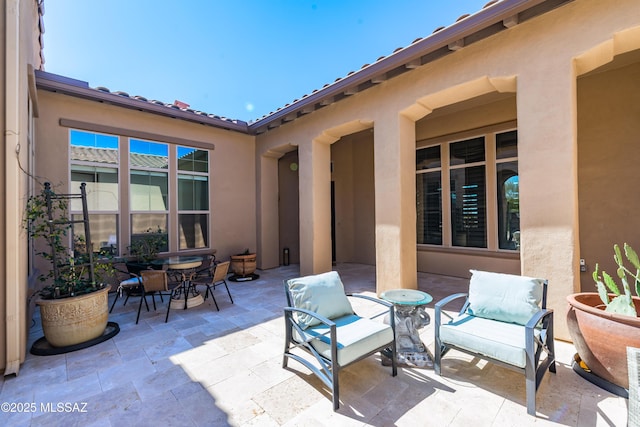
xmin=384 ymin=305 xmax=434 ymax=369
xmin=170 ymin=293 xmax=204 ymax=310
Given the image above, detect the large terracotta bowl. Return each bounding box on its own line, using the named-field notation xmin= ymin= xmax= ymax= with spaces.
xmin=566 ymin=293 xmax=640 ymax=389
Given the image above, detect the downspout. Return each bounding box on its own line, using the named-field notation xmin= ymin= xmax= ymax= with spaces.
xmin=4 ymin=0 xmax=22 ymax=376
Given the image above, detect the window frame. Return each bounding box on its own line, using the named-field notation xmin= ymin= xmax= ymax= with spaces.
xmin=416 ymin=124 xmax=519 ymax=253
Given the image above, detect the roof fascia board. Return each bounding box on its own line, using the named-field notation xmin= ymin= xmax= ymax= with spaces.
xmin=35 ymin=70 xmax=250 ymax=134
xmin=249 ymin=0 xmax=558 ymax=132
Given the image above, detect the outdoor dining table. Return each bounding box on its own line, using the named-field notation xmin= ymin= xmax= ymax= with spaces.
xmin=151 ymin=256 xmax=204 ymax=310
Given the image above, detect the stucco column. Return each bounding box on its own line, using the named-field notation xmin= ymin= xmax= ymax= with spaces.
xmin=298 ymin=138 xmax=332 ymax=276
xmin=256 ymin=153 xmax=280 ymax=269
xmin=374 ymin=113 xmax=417 ymax=293
xmin=517 ymin=60 xmax=578 ymax=341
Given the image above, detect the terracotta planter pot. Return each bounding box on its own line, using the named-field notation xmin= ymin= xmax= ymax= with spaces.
xmin=230 ymin=253 xmax=257 ymax=277
xmin=566 ymin=292 xmax=640 ymax=389
xmin=37 ymin=285 xmax=111 ymax=347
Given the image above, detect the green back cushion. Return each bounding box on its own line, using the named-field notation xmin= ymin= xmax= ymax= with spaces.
xmin=287 ymin=271 xmax=354 ymax=329
xmin=467 ymin=270 xmax=544 ymax=325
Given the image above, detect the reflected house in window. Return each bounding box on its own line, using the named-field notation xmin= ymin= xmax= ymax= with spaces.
xmin=177 ymin=146 xmax=209 ymax=250
xmin=69 ymin=130 xmax=211 ymax=256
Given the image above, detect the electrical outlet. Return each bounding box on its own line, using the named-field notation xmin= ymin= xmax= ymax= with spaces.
xmin=580 ymin=259 xmax=587 ymax=272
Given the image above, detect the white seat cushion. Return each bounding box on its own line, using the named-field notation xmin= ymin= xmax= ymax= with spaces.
xmin=296 ymin=314 xmax=393 ymax=366
xmin=440 ymin=313 xmax=540 ymax=368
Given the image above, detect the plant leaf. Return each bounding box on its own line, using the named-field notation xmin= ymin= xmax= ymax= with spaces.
xmin=603 ymin=270 xmax=621 ymax=295
xmin=596 ymin=280 xmax=610 ymax=305
xmin=592 ymin=263 xmax=600 ymax=284
xmin=605 ymin=295 xmax=637 ymax=316
xmin=614 ymin=244 xmax=623 ymax=266
xmin=625 ymin=243 xmax=640 ymax=270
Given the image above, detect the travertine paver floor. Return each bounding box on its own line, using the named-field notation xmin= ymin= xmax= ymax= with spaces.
xmin=0 ymin=263 xmax=629 ymax=426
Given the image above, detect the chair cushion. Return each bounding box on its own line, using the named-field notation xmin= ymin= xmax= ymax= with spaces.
xmin=467 ymin=270 xmax=544 ymax=326
xmin=440 ymin=313 xmax=540 ymax=368
xmin=296 ymin=314 xmax=394 ymax=366
xmin=287 ymin=271 xmax=354 ymax=329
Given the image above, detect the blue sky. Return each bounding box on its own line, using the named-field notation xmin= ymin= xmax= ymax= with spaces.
xmin=44 ymin=0 xmax=490 ymax=122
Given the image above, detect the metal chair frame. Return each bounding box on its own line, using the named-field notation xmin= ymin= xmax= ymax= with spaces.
xmin=283 ymin=279 xmax=397 ymax=411
xmin=434 ymin=280 xmax=556 ymax=416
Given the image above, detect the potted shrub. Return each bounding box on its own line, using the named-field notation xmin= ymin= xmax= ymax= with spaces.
xmin=567 ymin=242 xmax=640 ymax=392
xmin=26 ymin=183 xmax=114 ymax=348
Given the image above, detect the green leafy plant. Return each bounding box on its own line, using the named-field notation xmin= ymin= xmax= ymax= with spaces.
xmin=592 ymin=242 xmax=640 ymax=317
xmin=127 ymin=227 xmax=167 ymax=263
xmin=25 ymin=184 xmax=113 ymax=299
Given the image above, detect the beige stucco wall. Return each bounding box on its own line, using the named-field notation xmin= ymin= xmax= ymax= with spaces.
xmin=255 ymin=0 xmax=640 ymax=340
xmin=34 ymin=91 xmax=257 ymax=263
xmin=331 ymin=129 xmax=376 ymax=265
xmin=577 ymin=60 xmax=640 ymax=290
xmin=1 ymin=0 xmax=43 ymax=374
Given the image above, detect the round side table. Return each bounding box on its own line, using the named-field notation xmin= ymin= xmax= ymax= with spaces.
xmin=380 ymin=289 xmax=434 ymax=368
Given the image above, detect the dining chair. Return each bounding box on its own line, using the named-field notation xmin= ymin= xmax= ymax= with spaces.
xmin=195 ymin=260 xmax=233 ymax=311
xmin=137 ymin=270 xmax=172 ymax=323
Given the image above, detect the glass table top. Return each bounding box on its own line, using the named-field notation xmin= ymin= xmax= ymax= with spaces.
xmin=380 ymin=289 xmax=433 ymax=305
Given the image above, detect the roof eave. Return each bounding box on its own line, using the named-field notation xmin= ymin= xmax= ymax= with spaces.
xmin=34 ymin=70 xmax=250 ymax=134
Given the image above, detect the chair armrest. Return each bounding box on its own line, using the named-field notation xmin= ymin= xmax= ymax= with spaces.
xmin=525 ymin=308 xmax=553 ymax=330
xmin=347 ymin=293 xmax=395 ymax=324
xmin=284 ymin=307 xmax=336 ymax=328
xmin=435 ymin=293 xmax=468 ymax=321
xmin=347 ymin=293 xmax=392 ymax=308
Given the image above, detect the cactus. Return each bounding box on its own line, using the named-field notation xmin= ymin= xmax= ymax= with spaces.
xmin=592 ymin=243 xmax=640 ymax=317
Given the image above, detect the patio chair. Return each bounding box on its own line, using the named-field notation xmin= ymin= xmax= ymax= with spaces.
xmin=194 ymin=260 xmax=233 ymax=311
xmin=136 ymin=270 xmax=172 ymax=324
xmin=109 ymin=263 xmax=144 ymax=313
xmin=283 ymin=271 xmax=397 ymax=411
xmin=434 ymin=270 xmax=556 ymax=416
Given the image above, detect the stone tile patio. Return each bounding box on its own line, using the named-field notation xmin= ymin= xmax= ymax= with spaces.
xmin=0 ymin=264 xmax=628 ymax=426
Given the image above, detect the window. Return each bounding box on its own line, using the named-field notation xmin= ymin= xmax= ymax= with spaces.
xmin=416 ymin=129 xmax=518 ymax=251
xmin=496 ymin=131 xmax=519 ymax=250
xmin=70 ymin=130 xmax=119 ymax=254
xmin=450 ymin=138 xmax=486 ymax=248
xmin=416 ymin=146 xmax=442 ymax=245
xmin=68 ymin=130 xmax=211 ymax=255
xmin=177 ymin=147 xmax=209 ymax=250
xmin=130 ymin=139 xmax=169 ymax=251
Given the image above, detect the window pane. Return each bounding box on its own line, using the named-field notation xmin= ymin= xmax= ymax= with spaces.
xmin=71 ymin=166 xmax=118 ymax=211
xmin=416 ymin=171 xmax=442 ymax=245
xmin=130 ymin=214 xmax=169 ymax=253
xmin=416 ymin=146 xmax=441 ymax=170
xmin=450 ymin=166 xmax=486 ymax=248
xmin=496 ymin=131 xmax=518 ymax=159
xmin=178 ymin=174 xmax=208 ymax=210
xmin=179 ymin=214 xmax=209 ymax=250
xmin=497 ymin=162 xmax=520 ymax=250
xmin=178 ymin=146 xmax=208 ymax=172
xmin=72 ymin=214 xmax=118 ymax=255
xmin=70 ymin=130 xmax=118 ymax=164
xmin=450 ymin=137 xmax=485 ymax=166
xmin=130 ymin=170 xmax=168 ymax=211
xmin=130 ymin=139 xmax=168 ymax=169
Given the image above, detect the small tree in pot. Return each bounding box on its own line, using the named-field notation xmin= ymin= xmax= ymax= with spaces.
xmin=25 ymin=183 xmax=115 ymax=348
